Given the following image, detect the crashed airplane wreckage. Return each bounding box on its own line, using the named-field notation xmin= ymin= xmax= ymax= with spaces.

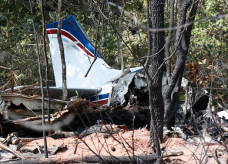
xmin=0 ymin=15 xmax=188 ymax=112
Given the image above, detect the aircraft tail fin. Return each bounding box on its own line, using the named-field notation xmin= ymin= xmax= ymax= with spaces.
xmin=46 ymin=15 xmax=121 ymax=89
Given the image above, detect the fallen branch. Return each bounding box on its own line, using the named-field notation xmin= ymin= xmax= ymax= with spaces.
xmin=81 ymin=152 xmax=183 ymax=163
xmin=7 ymin=151 xmax=183 ymax=164
xmin=0 ymin=142 xmax=25 ymax=159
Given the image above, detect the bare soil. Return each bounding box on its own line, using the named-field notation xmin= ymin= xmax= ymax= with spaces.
xmin=20 ymin=128 xmax=228 ymax=163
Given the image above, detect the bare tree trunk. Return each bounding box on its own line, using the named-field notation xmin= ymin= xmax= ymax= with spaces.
xmin=149 ymin=0 xmax=165 ymax=142
xmin=57 ymin=0 xmax=68 ymax=101
xmin=164 ymin=0 xmax=199 ymax=129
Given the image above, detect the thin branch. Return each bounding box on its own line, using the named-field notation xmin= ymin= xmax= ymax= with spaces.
xmin=0 ymin=66 xmax=18 ymax=70
xmin=39 ymin=0 xmax=51 ymax=135
xmin=84 ymin=1 xmax=103 ymax=77
xmin=144 ymin=0 xmax=152 ymax=68
xmin=29 ymin=0 xmax=48 ymax=158
xmin=108 ymin=2 xmax=228 ymax=32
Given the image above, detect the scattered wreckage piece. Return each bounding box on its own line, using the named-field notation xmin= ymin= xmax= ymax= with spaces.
xmin=0 ymin=139 xmax=25 ymax=160
xmin=1 ymin=93 xmax=67 ymax=112
xmin=0 ymin=92 xmax=68 ymax=134
xmin=2 ymin=132 xmax=22 ymax=150
xmin=21 ymin=142 xmax=67 ymax=155
xmin=0 ymin=132 xmax=24 ymax=162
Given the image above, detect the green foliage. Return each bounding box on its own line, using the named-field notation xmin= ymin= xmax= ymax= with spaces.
xmin=188 ymin=0 xmax=228 ymax=87
xmin=0 ymin=1 xmax=51 ymax=86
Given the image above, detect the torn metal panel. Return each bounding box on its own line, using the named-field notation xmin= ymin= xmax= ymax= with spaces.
xmin=110 ymin=72 xmax=148 ymax=106
xmin=110 ymin=73 xmax=136 ymax=105
xmin=110 ymin=71 xmax=189 ymax=106
xmin=134 ymin=73 xmax=147 ymax=91
xmin=1 ymin=93 xmax=67 ymax=111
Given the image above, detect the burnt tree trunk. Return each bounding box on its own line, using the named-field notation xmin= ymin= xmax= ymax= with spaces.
xmin=149 ymin=0 xmax=165 ymax=142
xmin=57 ymin=0 xmax=68 ymax=100
xmin=164 ymin=0 xmax=199 ymax=129
xmin=165 ymin=0 xmax=175 ymax=82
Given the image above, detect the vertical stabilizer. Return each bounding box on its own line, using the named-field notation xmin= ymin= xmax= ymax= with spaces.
xmin=46 ymin=15 xmax=121 ymax=89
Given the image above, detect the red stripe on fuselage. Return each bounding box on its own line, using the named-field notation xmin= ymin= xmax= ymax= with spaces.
xmin=47 ymin=29 xmax=94 ymax=58
xmin=92 ymin=99 xmax=108 ymax=105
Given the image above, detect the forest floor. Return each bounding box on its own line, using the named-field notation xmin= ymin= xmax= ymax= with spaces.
xmin=5 ymin=128 xmax=225 ymax=164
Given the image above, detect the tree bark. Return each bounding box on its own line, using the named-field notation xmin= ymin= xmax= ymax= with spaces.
xmin=149 ymin=0 xmax=165 ymax=141
xmin=164 ymin=0 xmax=199 ymax=129
xmin=57 ymin=0 xmax=68 ymax=101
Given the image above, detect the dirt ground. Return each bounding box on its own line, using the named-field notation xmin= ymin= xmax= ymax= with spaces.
xmin=19 ymin=128 xmax=227 ymax=163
